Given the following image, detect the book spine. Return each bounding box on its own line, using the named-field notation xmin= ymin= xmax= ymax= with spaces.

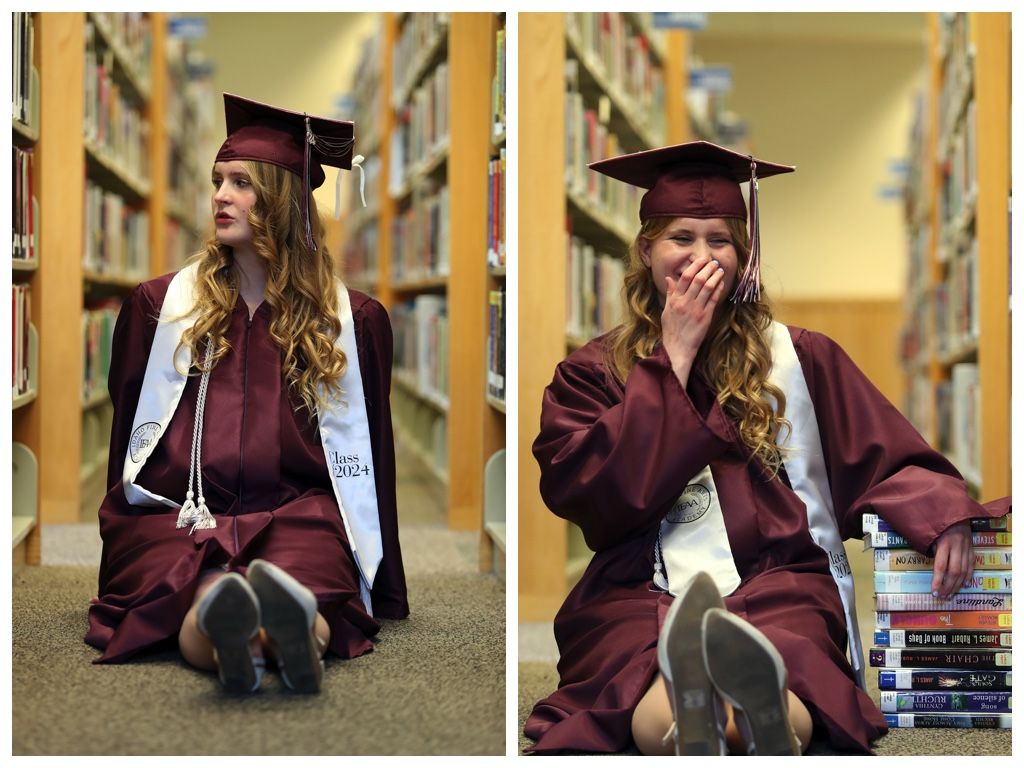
xmin=873 ymin=629 xmax=1011 ymax=648
xmin=884 ymin=713 xmax=1011 ymax=729
xmin=863 ymin=513 xmax=1010 ymax=534
xmin=880 ymin=690 xmax=1012 ymax=713
xmin=877 ymin=668 xmax=1012 ymax=691
xmin=867 ymin=530 xmax=1011 ymax=548
xmin=873 ymin=548 xmax=1010 ymax=571
xmin=869 ymin=648 xmax=1011 ymax=669
xmin=874 ymin=593 xmax=1011 ymax=611
xmin=875 ymin=610 xmax=1011 ymax=630
xmin=874 ymin=570 xmax=1011 ymax=594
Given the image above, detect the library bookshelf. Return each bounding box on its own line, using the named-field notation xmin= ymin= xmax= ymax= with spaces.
xmin=340 ymin=12 xmax=507 ymax=568
xmin=899 ymin=12 xmax=1009 ymax=502
xmin=519 ymin=13 xmax=687 ymax=619
xmin=12 ymin=13 xmax=212 ymax=561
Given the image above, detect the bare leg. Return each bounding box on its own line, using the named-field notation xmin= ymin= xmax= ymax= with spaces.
xmin=178 ymin=571 xmax=262 ymax=672
xmin=632 ymin=673 xmax=812 ymax=755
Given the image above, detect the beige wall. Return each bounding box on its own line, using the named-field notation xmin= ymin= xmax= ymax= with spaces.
xmin=194 ymin=12 xmax=379 ymax=213
xmin=694 ymin=21 xmax=926 ymax=301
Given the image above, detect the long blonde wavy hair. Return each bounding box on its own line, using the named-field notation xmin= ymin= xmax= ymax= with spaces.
xmin=176 ymin=160 xmax=347 ymax=415
xmin=606 ymin=216 xmax=790 ymax=477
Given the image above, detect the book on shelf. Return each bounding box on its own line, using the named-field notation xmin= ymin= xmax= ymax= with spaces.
xmin=12 ymin=284 xmax=32 ymax=398
xmin=390 ymin=184 xmax=449 ymax=283
xmin=12 ymin=12 xmax=36 ymax=126
xmin=81 ymin=299 xmax=122 ymax=404
xmin=565 ymin=233 xmax=625 ymax=342
xmin=879 ymin=690 xmax=1011 ymax=714
xmin=391 ymin=295 xmax=448 ymax=406
xmin=884 ymin=713 xmax=1010 ymax=730
xmin=487 ymin=287 xmax=505 ymax=403
xmin=877 ymin=668 xmax=1011 ymax=691
xmin=492 ymin=25 xmax=506 ymax=138
xmin=12 ymin=146 xmax=36 ymax=262
xmin=83 ymin=180 xmax=150 ymax=278
xmin=873 ymin=547 xmax=1010 ymax=571
xmin=876 ymin=610 xmax=1011 ymax=630
xmin=873 ymin=628 xmax=1011 ymax=649
xmin=487 ymin=148 xmax=506 ymax=268
xmin=869 ymin=647 xmax=1011 ymax=670
xmin=874 ymin=570 xmax=1011 ymax=594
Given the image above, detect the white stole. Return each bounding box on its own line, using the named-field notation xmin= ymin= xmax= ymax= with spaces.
xmin=122 ymin=263 xmax=383 ymax=615
xmin=655 ymin=322 xmax=864 ymax=686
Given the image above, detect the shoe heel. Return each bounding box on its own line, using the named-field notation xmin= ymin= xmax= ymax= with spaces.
xmin=196 ymin=573 xmax=262 ymax=694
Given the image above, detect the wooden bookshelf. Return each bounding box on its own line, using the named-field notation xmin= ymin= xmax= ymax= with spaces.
xmin=342 ymin=13 xmax=507 ymax=546
xmin=900 ymin=12 xmax=1009 ymax=501
xmin=519 ymin=12 xmax=686 ymax=620
xmin=16 ymin=12 xmax=199 ymax=536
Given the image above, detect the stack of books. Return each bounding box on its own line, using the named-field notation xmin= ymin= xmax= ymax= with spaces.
xmin=865 ymin=512 xmax=1012 ymax=730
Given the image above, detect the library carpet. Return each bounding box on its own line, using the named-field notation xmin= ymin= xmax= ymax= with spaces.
xmin=518 ymin=543 xmax=1011 ymax=756
xmin=13 ymin=462 xmax=504 ymax=756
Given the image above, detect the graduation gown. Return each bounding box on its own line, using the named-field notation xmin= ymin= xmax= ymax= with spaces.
xmin=86 ymin=271 xmax=408 ymax=664
xmin=524 ymin=326 xmax=1009 ymax=754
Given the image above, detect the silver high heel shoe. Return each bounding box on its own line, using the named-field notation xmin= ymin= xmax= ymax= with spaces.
xmin=656 ymin=571 xmax=728 ymax=755
xmin=701 ymin=608 xmax=802 ymax=755
xmin=195 ymin=572 xmax=265 ymax=694
xmin=246 ymin=559 xmax=324 ymax=694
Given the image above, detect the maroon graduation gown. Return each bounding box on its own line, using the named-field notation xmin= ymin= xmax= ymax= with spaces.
xmin=524 ymin=326 xmax=1009 ymax=754
xmin=86 ymin=271 xmax=409 ymax=663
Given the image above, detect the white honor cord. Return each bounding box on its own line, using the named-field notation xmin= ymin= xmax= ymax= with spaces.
xmin=176 ymin=336 xmax=216 ymax=534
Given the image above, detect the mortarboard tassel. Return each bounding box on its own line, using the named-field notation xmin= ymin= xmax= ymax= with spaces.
xmin=731 ymin=157 xmax=762 ymax=304
xmin=303 ymin=116 xmax=317 ymax=252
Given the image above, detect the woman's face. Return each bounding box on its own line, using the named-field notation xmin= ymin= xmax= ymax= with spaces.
xmin=211 ymin=161 xmax=258 ymax=248
xmin=639 ymin=217 xmax=740 ymax=301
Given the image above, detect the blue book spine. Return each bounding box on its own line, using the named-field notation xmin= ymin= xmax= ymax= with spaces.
xmin=884 ymin=713 xmax=1011 ymax=729
xmin=880 ymin=690 xmax=1012 ymax=713
xmin=874 ymin=570 xmax=1011 ymax=594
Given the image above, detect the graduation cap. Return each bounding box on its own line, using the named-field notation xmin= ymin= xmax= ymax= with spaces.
xmin=590 ymin=141 xmax=795 ymax=303
xmin=215 ymin=93 xmax=364 ymax=251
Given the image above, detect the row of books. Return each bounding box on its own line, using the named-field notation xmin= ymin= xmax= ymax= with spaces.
xmin=84 ymin=19 xmax=151 ymax=184
xmin=83 ymin=180 xmax=150 ymax=279
xmin=486 ymin=287 xmax=506 ymax=403
xmin=350 ymin=22 xmax=384 ymax=153
xmin=565 ymin=12 xmax=666 ymax=145
xmin=937 ymin=98 xmax=977 ymax=262
xmin=392 ymin=295 xmax=449 ymax=408
xmin=165 ymin=218 xmax=197 ymax=273
xmin=391 ymin=184 xmax=450 ymax=284
xmin=343 ymin=222 xmax=380 ymax=290
xmin=566 ymin=234 xmax=626 ymax=343
xmin=89 ymin=12 xmax=152 ymax=86
xmin=13 ymin=147 xmax=36 ymax=263
xmin=933 ymin=244 xmax=979 ymax=359
xmin=935 ymin=363 xmax=981 ymax=487
xmin=865 ymin=512 xmax=1011 ymax=729
xmin=901 ymin=373 xmax=934 ymax=447
xmin=937 ymin=12 xmax=974 ymax=157
xmin=12 ymin=12 xmax=35 ymax=127
xmin=391 ymin=12 xmax=448 ymax=108
xmin=82 ymin=299 xmax=122 ymax=404
xmin=390 ymin=62 xmax=448 ymax=196
xmin=564 ymin=74 xmax=643 ymax=238
xmin=492 ymin=25 xmax=506 ymax=139
xmin=487 ymin=148 xmax=506 ymax=269
xmin=12 ymin=284 xmax=33 ymax=398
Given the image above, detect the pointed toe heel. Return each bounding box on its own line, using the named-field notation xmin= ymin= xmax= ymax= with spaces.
xmin=195 ymin=572 xmax=263 ymax=694
xmin=701 ymin=608 xmax=801 ymax=755
xmin=656 ymin=571 xmax=727 ymax=756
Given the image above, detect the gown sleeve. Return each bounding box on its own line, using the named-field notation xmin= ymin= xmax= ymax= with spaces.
xmin=533 ymin=342 xmax=740 ymax=552
xmin=352 ymin=294 xmax=409 ymax=619
xmin=105 ymin=283 xmax=162 ymax=491
xmin=795 ymin=328 xmax=1010 ymax=554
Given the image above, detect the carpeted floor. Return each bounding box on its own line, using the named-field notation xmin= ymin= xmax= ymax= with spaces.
xmin=13 ymin=447 xmax=505 ymax=756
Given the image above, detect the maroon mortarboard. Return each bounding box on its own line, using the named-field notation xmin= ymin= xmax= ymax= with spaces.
xmin=590 ymin=141 xmax=795 ymax=303
xmin=215 ymin=93 xmax=361 ymax=250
